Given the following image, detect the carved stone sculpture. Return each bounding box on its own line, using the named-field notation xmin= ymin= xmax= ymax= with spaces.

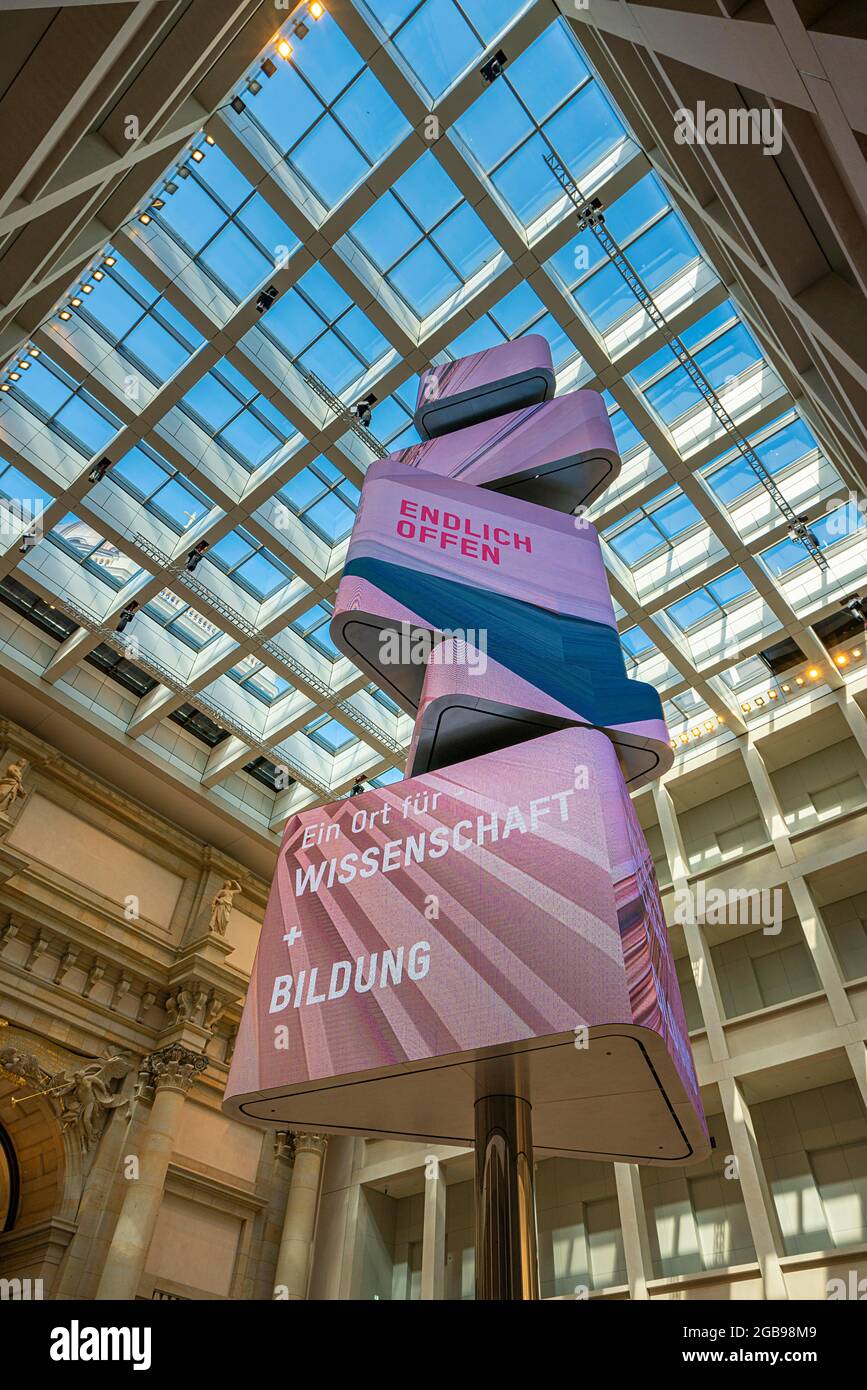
xmin=51 ymin=1052 xmax=135 ymax=1151
xmin=0 ymin=759 xmax=26 ymax=817
xmin=208 ymin=879 xmax=241 ymax=936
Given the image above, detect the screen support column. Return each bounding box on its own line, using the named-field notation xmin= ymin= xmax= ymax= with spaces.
xmin=474 ymin=1092 xmax=539 ymax=1300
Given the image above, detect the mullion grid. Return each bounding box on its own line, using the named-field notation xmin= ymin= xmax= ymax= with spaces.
xmin=151 ymin=159 xmax=295 ymax=308
xmin=0 ymin=3 xmax=831 ymax=809
xmin=76 ymin=256 xmax=200 ymax=386
xmin=240 ymin=41 xmax=377 ymax=210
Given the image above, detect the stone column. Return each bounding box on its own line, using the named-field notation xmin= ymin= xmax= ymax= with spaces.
xmin=788 ymin=874 xmax=855 ymax=1026
xmin=719 ymin=1077 xmax=788 ymax=1300
xmin=614 ymin=1163 xmax=654 ymax=1300
xmin=420 ymin=1157 xmax=447 ymax=1300
xmin=274 ymin=1132 xmax=327 ymax=1300
xmin=652 ymin=780 xmax=728 ymax=1061
xmin=739 ymin=740 xmax=796 ymax=867
xmin=95 ymin=1044 xmax=206 ymax=1301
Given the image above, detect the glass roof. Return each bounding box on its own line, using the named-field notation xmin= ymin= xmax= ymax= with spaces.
xmin=1 ymin=1 xmax=864 ymax=833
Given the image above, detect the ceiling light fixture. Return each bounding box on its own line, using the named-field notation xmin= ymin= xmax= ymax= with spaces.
xmin=103 ymin=256 xmax=116 ymax=267
xmin=309 ymin=1 xmax=325 ymax=17
xmin=191 ymin=148 xmax=205 ymax=162
xmin=808 ymin=667 xmax=820 ymax=680
xmin=262 ymin=57 xmax=277 ymax=78
xmin=231 ymin=95 xmax=246 ymax=114
xmin=59 ymin=309 xmax=72 ymax=321
xmin=276 ymin=37 xmax=293 ymax=59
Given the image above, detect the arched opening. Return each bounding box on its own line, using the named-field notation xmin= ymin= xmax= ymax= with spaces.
xmin=0 ymin=1119 xmax=19 ymax=1231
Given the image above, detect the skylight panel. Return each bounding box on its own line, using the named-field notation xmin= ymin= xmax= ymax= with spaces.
xmin=291 ymin=10 xmax=364 ymax=101
xmin=48 ymin=515 xmax=141 ymax=590
xmin=0 ymin=461 xmax=53 ymax=518
xmin=291 ymin=601 xmax=340 ymax=659
xmin=368 ymin=384 xmax=419 ymax=450
xmin=110 ymin=444 xmax=214 ymax=534
xmin=347 ymin=153 xmax=494 ymax=320
xmin=231 ymin=657 xmax=292 ymax=704
xmin=277 ymin=453 xmax=362 ymax=541
xmin=391 ymin=0 xmax=482 ymax=100
xmin=305 ymin=714 xmax=357 ymax=753
xmin=231 ymin=14 xmax=407 ymax=213
xmin=704 ymin=414 xmax=818 ymax=506
xmin=459 ymin=20 xmax=626 ymax=229
xmin=151 ymin=143 xmax=299 ymax=304
xmin=145 ymin=590 xmax=221 ymax=650
xmin=292 ymin=120 xmax=368 ymax=209
xmin=209 ymin=529 xmax=294 ymax=600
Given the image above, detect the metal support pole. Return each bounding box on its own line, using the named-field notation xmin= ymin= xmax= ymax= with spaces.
xmin=474 ymin=1093 xmax=539 ymax=1300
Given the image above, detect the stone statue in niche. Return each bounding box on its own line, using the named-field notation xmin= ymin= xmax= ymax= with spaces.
xmin=208 ymin=879 xmax=241 ymax=936
xmin=0 ymin=759 xmax=27 ymax=817
xmin=50 ymin=1052 xmax=135 ymax=1151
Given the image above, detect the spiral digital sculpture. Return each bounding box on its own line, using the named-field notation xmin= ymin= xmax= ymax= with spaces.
xmin=224 ymin=334 xmax=708 ymax=1176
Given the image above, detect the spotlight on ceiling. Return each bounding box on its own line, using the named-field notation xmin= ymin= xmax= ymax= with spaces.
xmin=255 ymin=284 xmax=280 ymax=314
xmin=787 ymin=512 xmax=820 ymax=548
xmin=309 ymin=1 xmax=325 ymax=17
xmin=276 ymin=37 xmax=293 ymax=60
xmin=843 ymin=593 xmax=867 ymax=625
xmin=247 ymin=78 xmax=262 ymax=95
xmin=480 ymin=49 xmax=508 ymax=84
xmin=351 ymin=393 xmax=377 ymax=428
xmin=262 ymin=57 xmax=277 ymax=78
xmin=191 ymin=148 xmax=205 ymax=163
xmin=231 ymin=95 xmax=247 ymax=114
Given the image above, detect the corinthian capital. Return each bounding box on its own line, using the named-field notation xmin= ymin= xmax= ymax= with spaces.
xmin=144 ymin=1043 xmax=207 ymax=1095
xmin=291 ymin=1131 xmax=328 ymax=1157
